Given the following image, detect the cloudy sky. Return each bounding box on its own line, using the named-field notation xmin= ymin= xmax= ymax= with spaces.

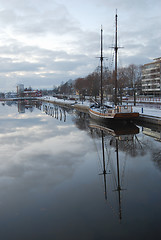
xmin=0 ymin=0 xmax=161 ymax=92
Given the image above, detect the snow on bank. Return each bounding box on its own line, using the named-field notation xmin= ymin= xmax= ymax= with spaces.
xmin=133 ymin=106 xmax=161 ymax=118
xmin=41 ymin=96 xmax=161 ymax=118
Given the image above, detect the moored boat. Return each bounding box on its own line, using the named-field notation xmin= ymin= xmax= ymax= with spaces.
xmin=89 ymin=104 xmax=139 ymax=121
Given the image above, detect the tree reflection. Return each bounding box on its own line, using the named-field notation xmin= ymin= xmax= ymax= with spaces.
xmin=152 ymin=150 xmax=161 ymax=171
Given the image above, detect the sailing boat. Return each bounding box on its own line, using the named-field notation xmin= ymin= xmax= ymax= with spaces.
xmin=89 ymin=13 xmax=139 ymax=122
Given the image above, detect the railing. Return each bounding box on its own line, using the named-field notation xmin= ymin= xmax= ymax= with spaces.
xmin=115 ymin=105 xmax=133 ymax=113
xmin=137 ymin=97 xmax=161 ymax=102
xmin=123 ymin=97 xmax=161 ymax=103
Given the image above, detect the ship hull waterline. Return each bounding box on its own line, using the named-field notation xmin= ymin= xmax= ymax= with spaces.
xmin=89 ymin=108 xmax=139 ymax=123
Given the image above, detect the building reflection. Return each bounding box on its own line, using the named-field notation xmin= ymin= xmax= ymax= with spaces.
xmin=1 ymin=100 xmax=42 ymax=113
xmin=18 ymin=100 xmax=42 ymax=113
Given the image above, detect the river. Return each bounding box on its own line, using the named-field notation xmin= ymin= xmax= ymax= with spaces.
xmin=0 ymin=100 xmax=161 ymax=240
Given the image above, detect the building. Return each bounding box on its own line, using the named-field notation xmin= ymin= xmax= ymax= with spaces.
xmin=24 ymin=88 xmax=42 ymax=98
xmin=16 ymin=84 xmax=42 ymax=98
xmin=142 ymin=58 xmax=161 ymax=96
xmin=17 ymin=84 xmax=24 ymax=96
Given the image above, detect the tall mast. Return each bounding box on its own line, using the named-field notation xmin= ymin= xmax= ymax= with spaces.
xmin=114 ymin=10 xmax=118 ymax=106
xmin=100 ymin=27 xmax=103 ymax=106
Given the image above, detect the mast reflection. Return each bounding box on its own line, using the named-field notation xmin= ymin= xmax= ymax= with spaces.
xmin=89 ymin=120 xmax=139 ymax=221
xmin=99 ymin=130 xmax=108 ymax=200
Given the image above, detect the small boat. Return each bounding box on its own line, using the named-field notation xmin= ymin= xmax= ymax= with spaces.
xmin=89 ymin=13 xmax=139 ymax=122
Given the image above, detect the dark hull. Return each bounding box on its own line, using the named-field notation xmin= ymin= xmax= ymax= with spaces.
xmin=89 ymin=120 xmax=139 ymax=136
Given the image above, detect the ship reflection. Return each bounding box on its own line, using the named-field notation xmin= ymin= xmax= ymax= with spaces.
xmin=89 ymin=121 xmax=139 ymax=221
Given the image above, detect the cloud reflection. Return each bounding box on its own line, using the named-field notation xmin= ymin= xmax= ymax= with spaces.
xmin=0 ymin=105 xmax=92 ymax=194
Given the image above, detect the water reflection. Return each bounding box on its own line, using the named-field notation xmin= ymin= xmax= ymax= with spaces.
xmin=43 ymin=103 xmax=67 ymax=122
xmin=136 ymin=121 xmax=161 ymax=171
xmin=18 ymin=100 xmax=42 ymax=113
xmin=72 ymin=111 xmax=89 ymax=131
xmin=1 ymin=100 xmax=42 ymax=113
xmin=1 ymin=100 xmax=161 ymax=239
xmin=89 ymin=121 xmax=140 ymax=221
xmin=140 ymin=122 xmax=161 ymax=142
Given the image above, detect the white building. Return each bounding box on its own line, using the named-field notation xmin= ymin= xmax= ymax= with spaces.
xmin=142 ymin=58 xmax=161 ymax=96
xmin=17 ymin=84 xmax=24 ymax=95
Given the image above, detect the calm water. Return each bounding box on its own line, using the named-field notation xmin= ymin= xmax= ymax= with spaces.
xmin=0 ymin=101 xmax=161 ymax=240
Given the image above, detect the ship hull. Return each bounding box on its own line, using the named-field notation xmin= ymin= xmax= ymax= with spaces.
xmin=89 ymin=108 xmax=139 ymax=123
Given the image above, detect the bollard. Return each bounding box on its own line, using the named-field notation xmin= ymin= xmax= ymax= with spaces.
xmin=141 ymin=107 xmax=143 ymax=113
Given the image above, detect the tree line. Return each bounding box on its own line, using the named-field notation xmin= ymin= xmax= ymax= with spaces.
xmin=53 ymin=64 xmax=142 ymax=100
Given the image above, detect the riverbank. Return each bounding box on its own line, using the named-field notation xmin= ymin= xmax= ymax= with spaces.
xmin=41 ymin=96 xmax=161 ymax=126
xmin=1 ymin=96 xmax=161 ymax=125
xmin=41 ymin=97 xmax=89 ymax=113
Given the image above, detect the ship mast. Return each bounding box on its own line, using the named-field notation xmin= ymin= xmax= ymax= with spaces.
xmin=100 ymin=27 xmax=103 ymax=106
xmin=114 ymin=10 xmax=118 ymax=106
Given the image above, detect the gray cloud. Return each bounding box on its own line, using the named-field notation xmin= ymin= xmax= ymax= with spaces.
xmin=0 ymin=58 xmax=42 ymax=72
xmin=0 ymin=0 xmax=161 ymax=91
xmin=0 ymin=38 xmax=96 ymax=90
xmin=0 ymin=0 xmax=80 ymax=36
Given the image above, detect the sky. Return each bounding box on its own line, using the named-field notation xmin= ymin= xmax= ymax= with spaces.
xmin=0 ymin=0 xmax=161 ymax=92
